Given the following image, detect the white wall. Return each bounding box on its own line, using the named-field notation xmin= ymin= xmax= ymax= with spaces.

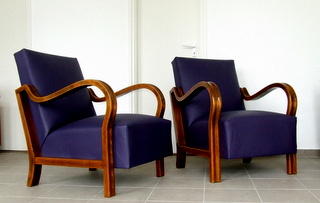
xmin=31 ymin=0 xmax=132 ymax=115
xmin=0 ymin=0 xmax=31 ymax=150
xmin=137 ymin=0 xmax=204 ymax=153
xmin=1 ymin=0 xmax=319 ymax=150
xmin=207 ymin=0 xmax=320 ymax=149
xmin=0 ymin=0 xmax=132 ymax=150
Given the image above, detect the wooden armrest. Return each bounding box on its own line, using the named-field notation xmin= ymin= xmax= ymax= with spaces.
xmin=240 ymin=83 xmax=297 ymax=116
xmin=16 ymin=79 xmax=115 ymax=104
xmin=170 ymin=81 xmax=222 ymax=147
xmin=170 ymin=81 xmax=222 ymax=105
xmin=90 ymin=83 xmax=166 ymax=118
xmin=15 ymin=79 xmax=117 ymax=119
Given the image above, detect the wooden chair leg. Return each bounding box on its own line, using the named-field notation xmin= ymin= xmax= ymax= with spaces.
xmin=156 ymin=158 xmax=165 ymax=177
xmin=103 ymin=167 xmax=115 ymax=197
xmin=209 ymin=152 xmax=221 ymax=183
xmin=27 ymin=162 xmax=42 ymax=187
xmin=176 ymin=146 xmax=186 ymax=168
xmin=286 ymin=153 xmax=297 ymax=174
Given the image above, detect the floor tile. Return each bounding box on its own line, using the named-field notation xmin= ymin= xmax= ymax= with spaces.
xmin=205 ymin=188 xmax=261 ymax=202
xmin=252 ymin=178 xmax=305 ymax=189
xmin=0 ymin=196 xmax=34 ymax=203
xmin=248 ymin=170 xmax=294 ymax=179
xmin=221 ymin=169 xmax=249 ymax=179
xmin=0 ymin=184 xmax=56 ymax=197
xmin=310 ymin=190 xmax=320 ymax=201
xmin=166 ymin=167 xmax=206 ymax=179
xmin=148 ymin=188 xmax=204 ymax=202
xmin=298 ymin=178 xmax=320 ymax=189
xmin=41 ymin=185 xmax=102 ymax=199
xmin=93 ymin=187 xmax=154 ymax=201
xmin=0 ymin=174 xmax=26 ymax=184
xmin=296 ymin=170 xmax=320 ymax=178
xmin=157 ymin=177 xmax=204 ymax=188
xmin=1 ymin=151 xmax=320 ymax=202
xmin=257 ymin=189 xmax=319 ymax=202
xmin=205 ymin=178 xmax=254 ymax=189
xmin=31 ymin=198 xmax=88 ymax=202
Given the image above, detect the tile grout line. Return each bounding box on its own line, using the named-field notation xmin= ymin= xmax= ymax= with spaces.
xmin=245 ymin=166 xmax=263 ymax=203
xmin=202 ymin=164 xmax=207 ymax=203
xmin=293 ymin=175 xmax=320 ymax=201
xmin=144 ymin=175 xmax=161 ymax=202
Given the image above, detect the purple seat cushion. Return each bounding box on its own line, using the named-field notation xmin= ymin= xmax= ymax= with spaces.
xmin=186 ymin=110 xmax=297 ymax=159
xmin=41 ymin=114 xmax=173 ymax=168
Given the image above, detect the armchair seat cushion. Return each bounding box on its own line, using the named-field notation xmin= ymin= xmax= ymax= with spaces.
xmin=186 ymin=110 xmax=297 ymax=159
xmin=41 ymin=114 xmax=173 ymax=168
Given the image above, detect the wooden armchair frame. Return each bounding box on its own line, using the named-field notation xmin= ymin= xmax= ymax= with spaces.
xmin=170 ymin=82 xmax=298 ymax=183
xmin=16 ymin=79 xmax=166 ymax=197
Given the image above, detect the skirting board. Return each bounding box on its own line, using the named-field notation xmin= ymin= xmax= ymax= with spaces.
xmin=297 ymin=149 xmax=320 ymax=156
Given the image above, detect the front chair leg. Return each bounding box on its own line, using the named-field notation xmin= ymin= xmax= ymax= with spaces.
xmin=103 ymin=167 xmax=115 ymax=197
xmin=209 ymin=153 xmax=221 ymax=183
xmin=27 ymin=162 xmax=42 ymax=187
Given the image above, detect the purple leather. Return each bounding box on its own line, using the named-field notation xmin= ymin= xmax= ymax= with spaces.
xmin=15 ymin=49 xmax=173 ymax=168
xmin=187 ymin=111 xmax=297 ymax=159
xmin=172 ymin=57 xmax=245 ymax=127
xmin=41 ymin=114 xmax=172 ymax=168
xmin=14 ymin=49 xmax=96 ymax=145
xmin=172 ymin=57 xmax=297 ymax=159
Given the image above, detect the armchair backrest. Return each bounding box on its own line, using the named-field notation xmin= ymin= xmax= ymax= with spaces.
xmin=14 ymin=49 xmax=96 ymax=145
xmin=172 ymin=57 xmax=245 ymax=126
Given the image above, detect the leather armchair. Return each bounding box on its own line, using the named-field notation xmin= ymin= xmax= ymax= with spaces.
xmin=14 ymin=49 xmax=173 ymax=197
xmin=170 ymin=57 xmax=297 ymax=183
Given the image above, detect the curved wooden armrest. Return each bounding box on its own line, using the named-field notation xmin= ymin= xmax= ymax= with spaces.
xmin=170 ymin=81 xmax=222 ymax=158
xmin=170 ymin=81 xmax=222 ymax=127
xmin=90 ymin=83 xmax=166 ymax=118
xmin=16 ymin=79 xmax=116 ymax=105
xmin=170 ymin=81 xmax=222 ymax=105
xmin=240 ymin=83 xmax=297 ymax=116
xmin=15 ymin=79 xmax=117 ymax=124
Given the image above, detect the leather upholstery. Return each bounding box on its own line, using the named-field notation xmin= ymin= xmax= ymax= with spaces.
xmin=15 ymin=50 xmax=96 ymax=145
xmin=15 ymin=49 xmax=173 ymax=168
xmin=172 ymin=57 xmax=296 ymax=159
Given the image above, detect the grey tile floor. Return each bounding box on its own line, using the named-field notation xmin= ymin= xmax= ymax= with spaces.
xmin=1 ymin=151 xmax=320 ymax=202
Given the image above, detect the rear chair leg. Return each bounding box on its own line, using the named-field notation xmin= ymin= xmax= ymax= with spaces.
xmin=243 ymin=157 xmax=252 ymax=163
xmin=176 ymin=147 xmax=186 ymax=168
xmin=156 ymin=158 xmax=165 ymax=177
xmin=286 ymin=153 xmax=297 ymax=174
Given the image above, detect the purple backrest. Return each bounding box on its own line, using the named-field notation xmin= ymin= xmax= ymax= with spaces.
xmin=172 ymin=57 xmax=245 ymax=126
xmin=14 ymin=49 xmax=96 ymax=145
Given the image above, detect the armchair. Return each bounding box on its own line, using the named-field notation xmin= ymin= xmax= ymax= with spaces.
xmin=170 ymin=57 xmax=297 ymax=183
xmin=14 ymin=49 xmax=173 ymax=197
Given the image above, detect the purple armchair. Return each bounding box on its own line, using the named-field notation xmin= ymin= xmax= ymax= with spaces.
xmin=170 ymin=57 xmax=297 ymax=183
xmin=14 ymin=49 xmax=173 ymax=197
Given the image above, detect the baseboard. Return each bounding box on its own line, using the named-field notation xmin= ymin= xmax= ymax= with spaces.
xmin=297 ymin=149 xmax=320 ymax=156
